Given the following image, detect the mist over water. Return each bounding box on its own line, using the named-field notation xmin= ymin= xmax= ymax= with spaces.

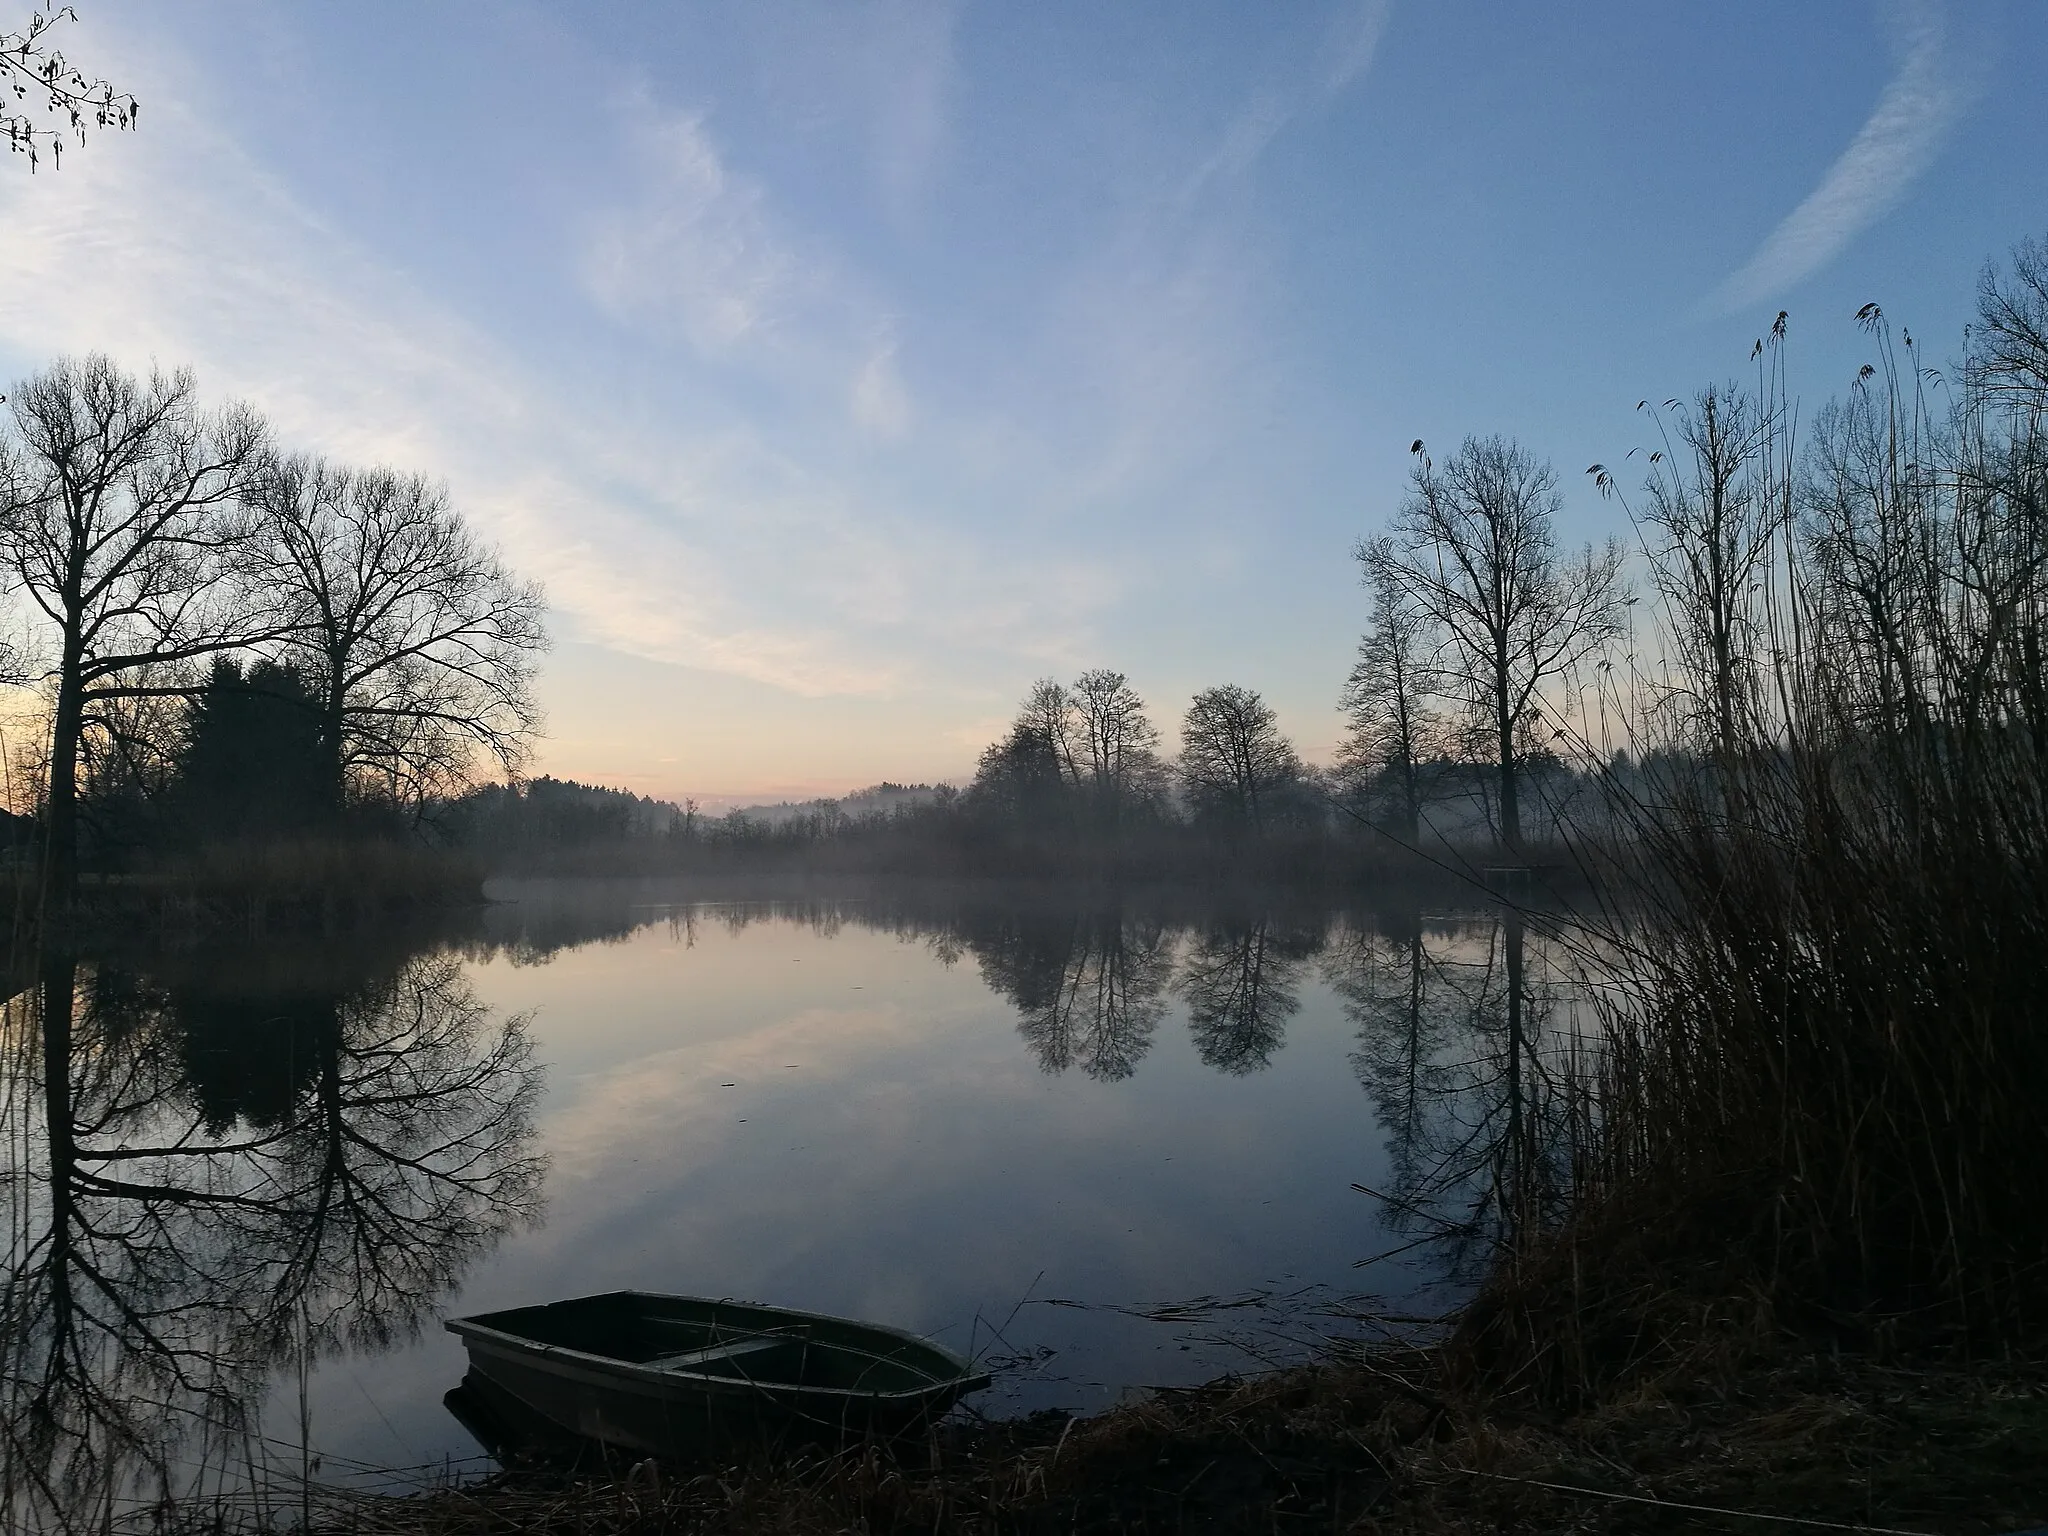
xmin=0 ymin=879 xmax=1596 ymax=1520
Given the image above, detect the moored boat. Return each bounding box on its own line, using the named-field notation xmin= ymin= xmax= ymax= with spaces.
xmin=446 ymin=1291 xmax=989 ymax=1453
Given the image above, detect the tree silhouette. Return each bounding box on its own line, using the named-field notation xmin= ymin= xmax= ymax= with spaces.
xmin=0 ymin=357 xmax=274 ymax=900
xmin=174 ymin=656 xmax=328 ymax=842
xmin=969 ymin=679 xmax=1080 ymax=833
xmin=1964 ymin=230 xmax=2048 ymax=407
xmin=251 ymin=456 xmax=548 ymax=813
xmin=1367 ymin=437 xmax=1624 ymax=850
xmin=969 ymin=673 xmax=1166 ymax=844
xmin=1337 ymin=550 xmax=1445 ymax=840
xmin=1176 ymin=685 xmax=1302 ymax=834
xmin=1069 ymin=670 xmax=1164 ymax=834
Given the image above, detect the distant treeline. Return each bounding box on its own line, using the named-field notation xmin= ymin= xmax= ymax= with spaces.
xmin=433 ymin=737 xmax=1604 ymax=882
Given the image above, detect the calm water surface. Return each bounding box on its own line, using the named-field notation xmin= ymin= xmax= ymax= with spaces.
xmin=0 ymin=879 xmax=1593 ymax=1521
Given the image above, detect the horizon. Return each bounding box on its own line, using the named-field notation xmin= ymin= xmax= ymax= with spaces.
xmin=0 ymin=1 xmax=2042 ymax=804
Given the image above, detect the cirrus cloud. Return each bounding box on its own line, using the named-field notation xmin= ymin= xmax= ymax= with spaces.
xmin=1711 ymin=0 xmax=1977 ymax=315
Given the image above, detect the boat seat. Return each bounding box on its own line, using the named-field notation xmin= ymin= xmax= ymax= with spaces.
xmin=641 ymin=1336 xmax=793 ymax=1373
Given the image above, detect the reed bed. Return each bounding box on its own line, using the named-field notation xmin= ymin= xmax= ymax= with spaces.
xmin=1457 ymin=289 xmax=2048 ymax=1399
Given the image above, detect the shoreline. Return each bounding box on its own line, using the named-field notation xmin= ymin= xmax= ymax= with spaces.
xmin=308 ymin=1339 xmax=2048 ymax=1534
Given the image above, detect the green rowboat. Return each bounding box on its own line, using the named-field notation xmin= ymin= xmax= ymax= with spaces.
xmin=446 ymin=1291 xmax=989 ymax=1453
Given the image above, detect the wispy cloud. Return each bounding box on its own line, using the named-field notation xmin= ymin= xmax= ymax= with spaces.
xmin=0 ymin=35 xmax=1085 ymax=700
xmin=0 ymin=3 xmax=1376 ymax=763
xmin=580 ymin=104 xmax=807 ymax=358
xmin=1038 ymin=3 xmax=1392 ymax=525
xmin=1319 ymin=0 xmax=1395 ymax=95
xmin=578 ymin=90 xmax=928 ymax=449
xmin=1181 ymin=0 xmax=1390 ymax=201
xmin=1711 ymin=0 xmax=1973 ymax=315
xmin=850 ymin=330 xmax=914 ymax=437
xmin=850 ymin=0 xmax=960 ymax=224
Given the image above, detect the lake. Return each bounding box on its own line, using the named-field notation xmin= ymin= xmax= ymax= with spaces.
xmin=0 ymin=878 xmax=1595 ymax=1524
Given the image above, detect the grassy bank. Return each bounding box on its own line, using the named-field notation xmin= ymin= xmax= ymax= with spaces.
xmin=301 ymin=1339 xmax=2046 ymax=1534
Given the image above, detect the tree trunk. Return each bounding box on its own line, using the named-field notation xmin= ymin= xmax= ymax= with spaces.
xmin=322 ymin=664 xmax=349 ymax=823
xmin=1394 ymin=682 xmax=1422 ymax=843
xmin=1502 ymin=910 xmax=1529 ymax=1238
xmin=45 ymin=631 xmax=86 ymax=908
xmin=39 ymin=950 xmax=79 ymax=1341
xmin=1495 ymin=670 xmax=1520 ymax=852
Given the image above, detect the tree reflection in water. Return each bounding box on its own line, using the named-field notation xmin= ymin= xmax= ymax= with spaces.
xmin=1332 ymin=908 xmax=1590 ymax=1289
xmin=0 ymin=942 xmax=544 ymax=1530
xmin=970 ymin=906 xmax=1173 ymax=1081
xmin=1178 ymin=917 xmax=1321 ymax=1075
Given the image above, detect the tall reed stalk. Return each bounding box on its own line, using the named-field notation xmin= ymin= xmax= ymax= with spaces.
xmin=1464 ymin=250 xmax=2048 ymax=1395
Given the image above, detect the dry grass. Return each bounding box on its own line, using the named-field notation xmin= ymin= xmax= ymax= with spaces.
xmin=279 ymin=1345 xmax=2046 ymax=1535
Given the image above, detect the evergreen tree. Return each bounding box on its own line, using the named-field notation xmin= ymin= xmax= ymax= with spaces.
xmin=176 ymin=657 xmax=327 ymax=841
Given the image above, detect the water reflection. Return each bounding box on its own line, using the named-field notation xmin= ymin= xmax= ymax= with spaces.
xmin=471 ymin=885 xmax=1598 ymax=1279
xmin=1179 ymin=917 xmax=1317 ymax=1076
xmin=967 ymin=905 xmax=1173 ymax=1081
xmin=0 ymin=882 xmax=1603 ymax=1525
xmin=0 ymin=941 xmax=544 ymax=1530
xmin=1331 ymin=908 xmax=1590 ymax=1288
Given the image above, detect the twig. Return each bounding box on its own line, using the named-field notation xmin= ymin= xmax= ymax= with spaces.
xmin=1445 ymin=1464 xmax=1938 ymax=1535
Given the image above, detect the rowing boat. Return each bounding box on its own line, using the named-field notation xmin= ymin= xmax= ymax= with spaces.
xmin=445 ymin=1291 xmax=989 ymax=1453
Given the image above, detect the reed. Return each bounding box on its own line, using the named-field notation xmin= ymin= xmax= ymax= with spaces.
xmin=1458 ymin=294 xmax=2048 ymax=1398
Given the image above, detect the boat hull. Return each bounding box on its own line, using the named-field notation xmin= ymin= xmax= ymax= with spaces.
xmin=446 ymin=1291 xmax=987 ymax=1455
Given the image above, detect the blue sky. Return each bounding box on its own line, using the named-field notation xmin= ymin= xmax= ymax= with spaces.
xmin=0 ymin=0 xmax=2041 ymax=803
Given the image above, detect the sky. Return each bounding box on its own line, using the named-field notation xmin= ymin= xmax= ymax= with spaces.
xmin=0 ymin=0 xmax=2041 ymax=806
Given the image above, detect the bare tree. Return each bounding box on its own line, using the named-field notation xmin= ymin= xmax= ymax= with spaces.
xmin=1965 ymin=230 xmax=2048 ymax=408
xmin=1177 ymin=684 xmax=1301 ymax=831
xmin=1018 ymin=677 xmax=1081 ymax=785
xmin=1955 ymin=250 xmax=2048 ymax=735
xmin=2 ymin=7 xmax=136 ymax=172
xmin=1608 ymin=384 xmax=1778 ymax=763
xmin=252 ymin=457 xmax=547 ymax=813
xmin=1338 ymin=545 xmax=1443 ymax=840
xmin=970 ymin=678 xmax=1082 ymax=830
xmin=1069 ymin=668 xmax=1162 ymax=829
xmin=0 ymin=356 xmax=270 ymax=900
xmin=1369 ymin=437 xmax=1625 ymax=850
